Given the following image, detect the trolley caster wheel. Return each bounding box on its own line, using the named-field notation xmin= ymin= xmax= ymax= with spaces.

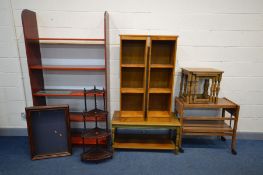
xmin=221 ymin=136 xmax=226 ymax=141
xmin=179 ymin=147 xmax=184 ymax=153
xmin=231 ymin=149 xmax=237 ymax=155
xmin=173 ymin=150 xmax=179 ymax=155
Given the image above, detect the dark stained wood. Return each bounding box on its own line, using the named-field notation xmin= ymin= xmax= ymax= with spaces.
xmin=33 ymin=89 xmax=104 ymax=97
xmin=25 ymin=105 xmax=72 ymax=160
xmin=70 ymin=112 xmax=106 ymax=122
xmin=22 ymin=10 xmax=111 ymax=147
xmin=29 ymin=65 xmax=106 ymax=71
xmin=22 ymin=9 xmax=46 ymax=105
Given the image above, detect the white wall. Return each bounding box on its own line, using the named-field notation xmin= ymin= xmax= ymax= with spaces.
xmin=0 ymin=0 xmax=263 ymax=132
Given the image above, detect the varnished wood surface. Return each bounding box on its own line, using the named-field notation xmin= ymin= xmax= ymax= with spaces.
xmin=113 ymin=134 xmax=176 ymax=150
xmin=121 ymin=88 xmax=144 ymax=93
xmin=112 ymin=111 xmax=180 ymax=127
xmin=29 ymin=65 xmax=106 ymax=71
xmin=121 ymin=64 xmax=145 ymax=68
xmin=149 ymin=88 xmax=172 ymax=93
xmin=182 ymin=68 xmax=224 ymax=74
xmin=150 ymin=64 xmax=174 ymax=68
xmin=120 ymin=34 xmax=178 ymax=39
xmin=33 ymin=89 xmax=104 ymax=97
xmin=120 ymin=111 xmax=144 ymax=118
xmin=175 ymin=97 xmax=238 ymax=109
xmin=183 ymin=116 xmax=234 ymax=121
xmin=148 ymin=111 xmax=170 ymax=118
xmin=39 ymin=39 xmax=104 ymax=45
xmin=70 ymin=112 xmax=106 ymax=122
xmin=120 ymin=35 xmax=177 ymax=118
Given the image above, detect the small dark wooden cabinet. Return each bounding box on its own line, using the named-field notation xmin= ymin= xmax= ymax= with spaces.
xmin=25 ymin=105 xmax=72 ymax=160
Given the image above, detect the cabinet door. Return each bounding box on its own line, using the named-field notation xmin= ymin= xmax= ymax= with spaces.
xmin=147 ymin=36 xmax=177 ymax=118
xmin=120 ymin=36 xmax=148 ymax=118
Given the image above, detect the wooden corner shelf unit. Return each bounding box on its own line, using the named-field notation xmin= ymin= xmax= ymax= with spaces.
xmin=22 ymin=9 xmax=110 ymax=145
xmin=112 ymin=35 xmax=181 ymax=153
xmin=175 ymin=97 xmax=240 ymax=154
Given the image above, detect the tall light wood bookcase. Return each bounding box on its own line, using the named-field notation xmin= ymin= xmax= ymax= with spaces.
xmin=120 ymin=35 xmax=177 ymax=120
xmin=112 ymin=35 xmax=181 ymax=152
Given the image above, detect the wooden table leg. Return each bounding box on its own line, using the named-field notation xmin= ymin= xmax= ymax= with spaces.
xmin=112 ymin=127 xmax=115 ymax=152
xmin=221 ymin=108 xmax=226 ymax=141
xmin=175 ymin=127 xmax=181 ymax=154
xmin=231 ymin=106 xmax=239 ymax=155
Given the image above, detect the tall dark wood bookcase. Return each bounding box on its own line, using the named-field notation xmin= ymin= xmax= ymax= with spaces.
xmin=21 ymin=10 xmax=110 ymax=145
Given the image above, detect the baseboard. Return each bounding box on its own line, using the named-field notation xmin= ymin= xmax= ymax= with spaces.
xmin=0 ymin=128 xmax=263 ymax=140
xmin=0 ymin=128 xmax=28 ymax=136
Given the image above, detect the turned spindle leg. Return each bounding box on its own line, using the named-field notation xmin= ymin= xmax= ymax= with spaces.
xmin=215 ymin=74 xmax=222 ymax=103
xmin=179 ymin=72 xmax=184 ymax=98
xmin=186 ymin=73 xmax=192 ymax=103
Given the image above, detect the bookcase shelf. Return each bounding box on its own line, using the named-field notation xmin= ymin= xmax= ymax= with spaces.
xmin=121 ymin=64 xmax=145 ymax=68
xmin=121 ymin=39 xmax=147 ymax=64
xmin=121 ymin=67 xmax=145 ymax=88
xmin=121 ymin=93 xmax=144 ymax=111
xmin=22 ymin=10 xmax=110 ymax=146
xmin=151 ymin=40 xmax=176 ymax=65
xmin=148 ymin=93 xmax=171 ymax=113
xmin=120 ymin=35 xmax=177 ymax=119
xmin=121 ymin=88 xmax=144 ymax=93
xmin=33 ymin=89 xmax=105 ymax=97
xmin=150 ymin=64 xmax=174 ymax=68
xmin=148 ymin=88 xmax=172 ymax=93
xmin=149 ymin=68 xmax=173 ymax=89
xmin=29 ymin=65 xmax=106 ymax=71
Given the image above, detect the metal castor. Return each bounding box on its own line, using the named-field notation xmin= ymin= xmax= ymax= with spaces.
xmin=231 ymin=149 xmax=237 ymax=155
xmin=173 ymin=149 xmax=179 ymax=155
xmin=221 ymin=136 xmax=226 ymax=141
xmin=179 ymin=147 xmax=184 ymax=153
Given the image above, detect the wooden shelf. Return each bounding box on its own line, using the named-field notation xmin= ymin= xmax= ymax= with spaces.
xmin=33 ymin=89 xmax=104 ymax=97
xmin=149 ymin=88 xmax=171 ymax=93
xmin=150 ymin=64 xmax=174 ymax=68
xmin=148 ymin=111 xmax=170 ymax=118
xmin=27 ymin=38 xmax=105 ymax=45
xmin=176 ymin=97 xmax=239 ymax=109
xmin=151 ymin=40 xmax=176 ymax=65
xmin=113 ymin=134 xmax=176 ymax=150
xmin=113 ymin=111 xmax=180 ymax=127
xmin=121 ymin=64 xmax=145 ymax=68
xmin=183 ymin=116 xmax=234 ymax=121
xmin=122 ymin=67 xmax=144 ymax=88
xmin=30 ymin=65 xmax=106 ymax=71
xmin=150 ymin=68 xmax=173 ymax=89
xmin=183 ymin=121 xmax=233 ymax=133
xmin=121 ymin=94 xmax=144 ymax=114
xmin=70 ymin=112 xmax=106 ymax=122
xmin=81 ymin=148 xmax=113 ymax=162
xmin=121 ymin=88 xmax=144 ymax=93
xmin=71 ymin=133 xmax=106 ymax=145
xmin=120 ymin=111 xmax=144 ymax=118
xmin=121 ymin=39 xmax=146 ymax=64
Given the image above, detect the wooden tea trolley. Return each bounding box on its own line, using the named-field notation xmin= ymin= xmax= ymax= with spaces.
xmin=112 ymin=35 xmax=182 ymax=153
xmin=175 ymin=97 xmax=240 ymax=154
